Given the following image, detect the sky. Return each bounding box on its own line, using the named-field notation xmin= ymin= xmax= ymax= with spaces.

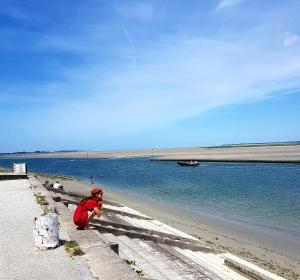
xmin=0 ymin=0 xmax=300 ymax=152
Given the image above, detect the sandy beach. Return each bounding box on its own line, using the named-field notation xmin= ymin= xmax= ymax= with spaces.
xmin=35 ymin=173 xmax=300 ymax=280
xmin=2 ymin=144 xmax=300 ymax=163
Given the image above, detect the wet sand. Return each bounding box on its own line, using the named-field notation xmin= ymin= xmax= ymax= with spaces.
xmin=36 ymin=173 xmax=300 ymax=280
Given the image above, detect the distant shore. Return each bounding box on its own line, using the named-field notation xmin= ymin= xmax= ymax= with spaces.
xmin=1 ymin=143 xmax=300 ymax=163
xmin=152 ymin=158 xmax=300 ymax=163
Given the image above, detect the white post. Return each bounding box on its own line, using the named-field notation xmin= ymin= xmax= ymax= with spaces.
xmin=33 ymin=213 xmax=59 ymax=249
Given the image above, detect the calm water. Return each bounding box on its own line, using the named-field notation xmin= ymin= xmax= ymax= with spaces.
xmin=1 ymin=157 xmax=300 ymax=238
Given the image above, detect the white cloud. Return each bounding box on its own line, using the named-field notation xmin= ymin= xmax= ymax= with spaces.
xmin=2 ymin=5 xmax=28 ymax=20
xmin=283 ymin=31 xmax=300 ymax=47
xmin=114 ymin=2 xmax=154 ymax=20
xmin=216 ymin=0 xmax=245 ymax=10
xmin=34 ymin=35 xmax=300 ymax=140
xmin=2 ymin=1 xmax=300 ymax=146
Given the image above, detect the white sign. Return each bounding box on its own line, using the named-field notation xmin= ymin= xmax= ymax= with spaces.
xmin=13 ymin=163 xmax=27 ymax=174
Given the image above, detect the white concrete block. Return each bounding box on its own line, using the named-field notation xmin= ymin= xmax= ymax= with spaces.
xmin=223 ymin=253 xmax=287 ymax=280
xmin=33 ymin=213 xmax=59 ymax=249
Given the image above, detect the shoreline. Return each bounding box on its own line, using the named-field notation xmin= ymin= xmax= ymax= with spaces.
xmin=35 ymin=172 xmax=300 ymax=280
xmin=103 ymin=187 xmax=300 ymax=257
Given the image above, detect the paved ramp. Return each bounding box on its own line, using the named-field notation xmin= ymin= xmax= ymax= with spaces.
xmin=0 ymin=179 xmax=92 ymax=280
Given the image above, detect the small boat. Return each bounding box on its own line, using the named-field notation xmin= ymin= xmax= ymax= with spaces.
xmin=177 ymin=160 xmax=199 ymax=166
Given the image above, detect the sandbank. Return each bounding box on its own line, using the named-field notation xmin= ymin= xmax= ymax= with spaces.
xmin=2 ymin=144 xmax=300 ymax=163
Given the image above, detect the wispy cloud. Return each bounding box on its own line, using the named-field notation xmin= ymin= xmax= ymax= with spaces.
xmin=34 ymin=34 xmax=300 ymax=140
xmin=1 ymin=0 xmax=300 ymax=150
xmin=216 ymin=0 xmax=245 ymax=10
xmin=283 ymin=31 xmax=300 ymax=47
xmin=114 ymin=2 xmax=154 ymax=20
xmin=1 ymin=5 xmax=28 ymax=20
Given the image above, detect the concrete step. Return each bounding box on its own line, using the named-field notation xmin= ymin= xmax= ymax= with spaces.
xmin=136 ymin=240 xmax=209 ymax=280
xmin=151 ymin=220 xmax=198 ymax=240
xmin=104 ymin=204 xmax=151 ymax=219
xmin=101 ymin=233 xmax=215 ymax=280
xmin=92 ymin=222 xmax=210 ymax=252
xmin=222 ymin=253 xmax=287 ymax=280
xmin=117 ymin=214 xmax=198 ymax=241
xmin=119 ymin=235 xmax=181 ymax=280
xmin=174 ymin=248 xmax=249 ymax=280
xmin=101 ymin=233 xmax=159 ymax=279
xmin=102 ymin=233 xmax=179 ymax=279
xmin=93 ymin=218 xmax=202 ymax=246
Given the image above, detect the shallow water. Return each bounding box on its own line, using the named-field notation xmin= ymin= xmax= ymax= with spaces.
xmin=1 ymin=157 xmax=299 ymax=240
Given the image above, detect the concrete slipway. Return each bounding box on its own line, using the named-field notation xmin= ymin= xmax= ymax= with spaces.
xmin=35 ymin=176 xmax=287 ymax=280
xmin=0 ymin=174 xmax=288 ymax=280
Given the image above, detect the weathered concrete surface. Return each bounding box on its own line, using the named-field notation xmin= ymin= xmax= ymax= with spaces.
xmin=33 ymin=176 xmax=289 ymax=280
xmin=29 ymin=176 xmax=140 ymax=280
xmin=42 ymin=184 xmax=247 ymax=279
xmin=61 ymin=192 xmax=288 ymax=280
xmin=55 ymin=202 xmax=140 ymax=280
xmin=0 ymin=179 xmax=93 ymax=280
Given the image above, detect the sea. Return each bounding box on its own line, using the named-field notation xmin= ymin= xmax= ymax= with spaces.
xmin=1 ymin=157 xmax=299 ymax=243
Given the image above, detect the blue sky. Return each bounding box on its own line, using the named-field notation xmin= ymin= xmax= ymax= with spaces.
xmin=1 ymin=0 xmax=300 ymax=152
